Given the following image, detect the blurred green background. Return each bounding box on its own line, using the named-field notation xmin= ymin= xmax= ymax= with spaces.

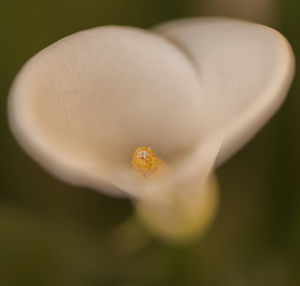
xmin=1 ymin=0 xmax=299 ymax=285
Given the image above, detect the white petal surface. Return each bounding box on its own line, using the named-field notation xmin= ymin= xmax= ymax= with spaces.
xmin=154 ymin=17 xmax=295 ymax=165
xmin=8 ymin=26 xmax=203 ymax=196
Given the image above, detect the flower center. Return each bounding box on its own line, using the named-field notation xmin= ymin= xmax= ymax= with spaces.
xmin=132 ymin=147 xmax=167 ymax=179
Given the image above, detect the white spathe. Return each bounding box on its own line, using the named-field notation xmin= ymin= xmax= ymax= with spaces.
xmin=154 ymin=18 xmax=294 ymax=166
xmin=8 ymin=18 xmax=294 ymax=203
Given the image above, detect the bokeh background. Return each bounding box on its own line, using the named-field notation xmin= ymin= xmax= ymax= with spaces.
xmin=1 ymin=0 xmax=299 ymax=285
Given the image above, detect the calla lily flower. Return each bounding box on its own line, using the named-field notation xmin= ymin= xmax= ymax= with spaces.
xmin=8 ymin=17 xmax=295 ymax=242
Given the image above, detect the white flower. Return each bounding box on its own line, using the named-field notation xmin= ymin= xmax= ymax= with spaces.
xmin=8 ymin=17 xmax=295 ymax=241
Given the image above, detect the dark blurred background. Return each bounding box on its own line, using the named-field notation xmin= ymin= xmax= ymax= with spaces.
xmin=0 ymin=0 xmax=299 ymax=285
